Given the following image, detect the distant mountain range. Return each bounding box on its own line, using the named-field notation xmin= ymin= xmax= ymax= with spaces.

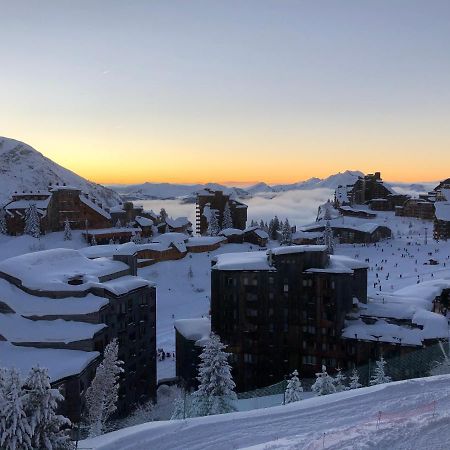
xmin=0 ymin=137 xmax=122 ymax=207
xmin=111 ymin=171 xmax=366 ymax=201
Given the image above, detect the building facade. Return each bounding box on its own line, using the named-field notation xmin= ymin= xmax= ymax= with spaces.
xmin=0 ymin=248 xmax=156 ymax=423
xmin=210 ymin=246 xmax=368 ymax=391
xmin=196 ymin=189 xmax=247 ymax=235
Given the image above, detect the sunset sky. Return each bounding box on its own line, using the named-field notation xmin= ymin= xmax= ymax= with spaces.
xmin=1 ymin=1 xmax=449 ymax=185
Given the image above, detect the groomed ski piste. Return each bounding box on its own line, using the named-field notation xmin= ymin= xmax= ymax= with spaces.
xmin=81 ymin=375 xmax=450 ymax=450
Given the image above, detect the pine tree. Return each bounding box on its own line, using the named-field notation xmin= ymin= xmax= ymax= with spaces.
xmin=207 ymin=210 xmax=220 ymax=236
xmin=259 ymin=220 xmax=265 ymax=230
xmin=131 ymin=231 xmax=142 ymax=244
xmin=369 ymin=356 xmax=391 ymax=386
xmin=281 ymin=219 xmax=292 ymax=245
xmin=311 ymin=365 xmax=336 ymax=396
xmin=320 ymin=206 xmax=334 ymax=254
xmin=272 ymin=216 xmax=280 ymax=239
xmin=63 ymin=218 xmax=72 ymax=241
xmin=85 ymin=339 xmax=124 ymax=437
xmin=24 ymin=366 xmax=72 ymax=450
xmin=0 ymin=368 xmax=32 ymax=450
xmin=333 ymin=368 xmax=347 ymax=392
xmin=221 ymin=202 xmax=233 ymax=230
xmin=349 ymin=368 xmax=362 ymax=390
xmin=0 ymin=209 xmax=7 ymax=235
xmin=191 ymin=333 xmax=237 ymax=417
xmin=115 ymin=219 xmax=122 ymax=228
xmin=284 ymin=370 xmax=303 ymax=404
xmin=159 ymin=208 xmax=168 ymax=223
xmin=171 ymin=393 xmax=188 ymax=420
xmin=24 ymin=204 xmax=41 ymax=238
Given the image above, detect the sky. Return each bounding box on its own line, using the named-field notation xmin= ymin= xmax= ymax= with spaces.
xmin=1 ymin=1 xmax=449 ymax=185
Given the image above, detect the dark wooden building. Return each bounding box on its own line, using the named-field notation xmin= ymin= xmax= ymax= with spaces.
xmin=196 ymin=189 xmax=247 ymax=235
xmin=395 ymin=199 xmax=435 ymax=220
xmin=210 ymin=246 xmax=368 ymax=391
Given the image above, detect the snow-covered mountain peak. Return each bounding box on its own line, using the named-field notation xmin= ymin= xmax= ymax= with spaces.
xmin=0 ymin=137 xmax=121 ymax=207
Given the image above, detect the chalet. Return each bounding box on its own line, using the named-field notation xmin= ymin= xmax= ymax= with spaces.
xmin=291 ymin=230 xmax=322 ymax=245
xmin=165 ymin=216 xmax=192 ymax=234
xmin=338 ymin=206 xmax=377 ymax=219
xmin=196 ymin=189 xmax=247 ymax=235
xmin=3 ymin=185 xmax=112 ymax=235
xmin=0 ymin=248 xmax=156 ymax=422
xmin=82 ymin=227 xmax=141 ymax=245
xmin=395 ymin=199 xmax=435 ymax=220
xmin=300 ymin=222 xmax=392 ymax=244
xmin=219 ymin=228 xmax=245 ymax=244
xmin=243 ymin=227 xmax=269 ymax=247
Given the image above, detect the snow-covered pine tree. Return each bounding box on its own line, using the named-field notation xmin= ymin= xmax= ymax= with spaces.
xmin=130 ymin=231 xmax=142 ymax=244
xmin=0 ymin=209 xmax=7 ymax=234
xmin=63 ymin=218 xmax=72 ymax=241
xmin=369 ymin=356 xmax=391 ymax=385
xmin=24 ymin=366 xmax=72 ymax=450
xmin=115 ymin=219 xmax=122 ymax=228
xmin=284 ymin=370 xmax=303 ymax=404
xmin=24 ymin=204 xmax=41 ymax=238
xmin=268 ymin=219 xmax=275 ymax=239
xmin=281 ymin=219 xmax=292 ymax=245
xmin=333 ymin=368 xmax=347 ymax=392
xmin=91 ymin=235 xmax=97 ymax=246
xmin=349 ymin=368 xmax=362 ymax=389
xmin=85 ymin=339 xmax=124 ymax=437
xmin=221 ymin=202 xmax=233 ymax=230
xmin=171 ymin=392 xmax=188 ymax=420
xmin=207 ymin=210 xmax=220 ymax=236
xmin=311 ymin=365 xmax=336 ymax=396
xmin=191 ymin=333 xmax=237 ymax=417
xmin=259 ymin=219 xmax=264 ymax=230
xmin=0 ymin=368 xmax=32 ymax=450
xmin=320 ymin=206 xmax=334 ymax=254
xmin=250 ymin=219 xmax=257 ymax=227
xmin=159 ymin=208 xmax=168 ymax=223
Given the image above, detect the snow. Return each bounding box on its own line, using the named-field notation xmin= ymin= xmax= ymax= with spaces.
xmin=101 ymin=275 xmax=154 ymax=296
xmin=79 ymin=195 xmax=112 ymax=219
xmin=270 ymin=245 xmax=327 ymax=255
xmin=5 ymin=197 xmax=51 ymax=211
xmin=165 ymin=217 xmax=190 ymax=228
xmin=0 ymin=341 xmax=99 ymax=383
xmin=186 ymin=236 xmax=226 ymax=247
xmin=174 ymin=318 xmax=211 ymax=346
xmin=85 ymin=227 xmax=136 ymax=235
xmin=0 ymin=313 xmax=106 ymax=344
xmin=219 ymin=228 xmax=244 ymax=237
xmin=434 ymin=201 xmax=450 ymax=221
xmin=0 ymin=278 xmax=108 ymax=316
xmin=212 ymin=251 xmax=273 ymax=271
xmin=134 ymin=216 xmax=153 ymax=227
xmin=0 ymin=248 xmax=129 ymax=292
xmin=81 ymin=375 xmax=450 ymax=450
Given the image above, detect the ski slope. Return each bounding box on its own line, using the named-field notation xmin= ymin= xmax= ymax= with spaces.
xmin=81 ymin=375 xmax=450 ymax=450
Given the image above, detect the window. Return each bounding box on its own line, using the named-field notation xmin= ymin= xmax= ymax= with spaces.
xmin=283 ymin=284 xmax=289 ymax=293
xmin=302 ymin=355 xmax=317 ymax=365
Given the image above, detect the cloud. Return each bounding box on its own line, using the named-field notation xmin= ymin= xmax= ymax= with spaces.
xmin=139 ymin=188 xmax=334 ymax=229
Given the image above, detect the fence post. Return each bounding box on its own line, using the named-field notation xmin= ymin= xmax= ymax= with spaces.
xmin=376 ymin=411 xmax=382 ymax=430
xmin=322 ymin=432 xmax=326 ymax=449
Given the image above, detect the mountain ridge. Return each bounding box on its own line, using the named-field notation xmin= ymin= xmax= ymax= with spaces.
xmin=0 ymin=137 xmax=122 ymax=207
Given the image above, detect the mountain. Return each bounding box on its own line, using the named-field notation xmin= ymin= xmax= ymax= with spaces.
xmin=111 ymin=171 xmax=365 ymax=201
xmin=0 ymin=137 xmax=122 ymax=207
xmin=113 ymin=182 xmax=249 ymax=201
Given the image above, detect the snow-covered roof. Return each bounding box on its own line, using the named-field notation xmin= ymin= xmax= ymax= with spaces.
xmin=434 ymin=202 xmax=450 ymax=221
xmin=165 ymin=216 xmax=190 ymax=228
xmin=152 ymin=233 xmax=188 ymax=253
xmin=135 ymin=216 xmax=153 ymax=227
xmin=0 ymin=313 xmax=106 ymax=344
xmin=244 ymin=227 xmax=269 ymax=239
xmin=79 ymin=195 xmax=111 ymax=219
xmin=186 ymin=236 xmax=226 ymax=247
xmin=271 ymin=245 xmax=327 ymax=256
xmin=84 ymin=227 xmax=140 ymax=235
xmin=345 ymin=279 xmax=450 ymax=346
xmin=292 ymin=230 xmax=323 ymax=240
xmin=219 ymin=228 xmax=245 ymax=237
xmin=50 ymin=185 xmax=80 ymax=192
xmin=0 ymin=278 xmax=108 ymax=316
xmin=80 ymin=242 xmax=140 ymax=258
xmin=100 ymin=275 xmax=154 ymax=295
xmin=212 ymin=251 xmax=273 ymax=271
xmin=301 ymin=221 xmax=387 ymax=235
xmin=174 ymin=318 xmax=211 ymax=346
xmin=306 ymin=255 xmax=369 ymax=274
xmin=5 ymin=197 xmax=51 ymax=211
xmin=0 ymin=249 xmax=130 ymax=293
xmin=0 ymin=342 xmax=99 ymax=383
